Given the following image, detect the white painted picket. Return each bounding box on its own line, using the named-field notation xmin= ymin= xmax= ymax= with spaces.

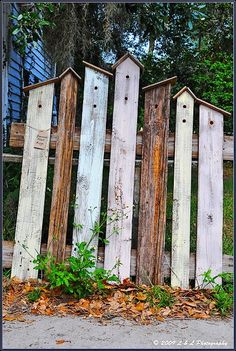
xmin=11 ymin=82 xmax=54 ymax=280
xmin=72 ymin=64 xmax=111 ymax=259
xmin=171 ymin=89 xmax=194 ymax=288
xmin=195 ymin=105 xmax=224 ymax=287
xmin=104 ymin=54 xmax=142 ymax=280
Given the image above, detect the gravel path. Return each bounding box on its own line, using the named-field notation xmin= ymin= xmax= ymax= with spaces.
xmin=3 ymin=315 xmax=234 ymax=349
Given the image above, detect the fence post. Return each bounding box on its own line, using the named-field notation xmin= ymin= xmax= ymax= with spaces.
xmin=136 ymin=77 xmax=177 ymax=285
xmin=47 ymin=68 xmax=80 ymax=262
xmin=72 ymin=62 xmax=112 ymax=259
xmin=104 ymin=53 xmax=143 ymax=281
xmin=195 ymin=100 xmax=230 ymax=287
xmin=11 ymin=79 xmax=56 ymax=279
xmin=171 ymin=87 xmax=195 ymax=288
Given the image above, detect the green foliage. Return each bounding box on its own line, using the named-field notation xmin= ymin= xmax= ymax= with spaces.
xmin=191 ymin=54 xmax=233 ymax=133
xmin=10 ymin=3 xmax=56 ymax=55
xmin=3 ymin=268 xmax=11 ymax=279
xmin=147 ymin=285 xmax=175 ymax=308
xmin=201 ymin=269 xmax=233 ymax=316
xmin=33 ymin=242 xmax=119 ymax=299
xmin=3 ymin=162 xmax=21 ymax=241
xmin=27 ymin=287 xmax=41 ymax=302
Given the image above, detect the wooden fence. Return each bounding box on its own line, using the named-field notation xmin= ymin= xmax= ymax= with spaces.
xmin=3 ymin=53 xmax=233 ymax=288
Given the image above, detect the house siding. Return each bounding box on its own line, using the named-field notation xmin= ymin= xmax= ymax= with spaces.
xmin=5 ymin=3 xmax=56 ymax=128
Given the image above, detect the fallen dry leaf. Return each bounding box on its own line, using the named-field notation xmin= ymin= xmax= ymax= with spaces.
xmin=135 ymin=302 xmax=144 ymax=312
xmin=136 ymin=292 xmax=147 ymax=301
xmin=56 ymin=339 xmax=65 ymax=344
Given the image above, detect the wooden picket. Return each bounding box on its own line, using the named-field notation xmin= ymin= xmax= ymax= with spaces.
xmin=72 ymin=62 xmax=112 ymax=259
xmin=5 ymin=58 xmax=232 ymax=286
xmin=171 ymin=87 xmax=195 ymax=288
xmin=47 ymin=68 xmax=80 ymax=262
xmin=11 ymin=81 xmax=55 ymax=280
xmin=136 ymin=77 xmax=177 ymax=285
xmin=195 ymin=103 xmax=225 ymax=287
xmin=104 ymin=53 xmax=143 ymax=280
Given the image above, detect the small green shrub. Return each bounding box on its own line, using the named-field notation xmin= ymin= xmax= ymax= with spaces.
xmin=33 ymin=242 xmax=120 ymax=299
xmin=147 ymin=285 xmax=175 ymax=308
xmin=201 ymin=269 xmax=233 ymax=316
xmin=27 ymin=287 xmax=41 ymax=302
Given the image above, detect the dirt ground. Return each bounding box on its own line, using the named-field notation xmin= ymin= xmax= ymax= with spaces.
xmin=3 ymin=315 xmax=233 ymax=349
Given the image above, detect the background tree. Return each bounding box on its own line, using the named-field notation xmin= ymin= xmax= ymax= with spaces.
xmin=10 ymin=2 xmax=233 ymax=133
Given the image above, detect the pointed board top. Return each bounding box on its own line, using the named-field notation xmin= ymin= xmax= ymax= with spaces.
xmin=59 ymin=67 xmax=82 ymax=81
xmin=196 ymin=98 xmax=231 ymax=117
xmin=173 ymin=86 xmax=197 ymax=100
xmin=83 ymin=61 xmax=113 ymax=78
xmin=142 ymin=76 xmax=177 ymax=92
xmin=23 ymin=77 xmax=60 ymax=92
xmin=112 ymin=52 xmax=144 ymax=71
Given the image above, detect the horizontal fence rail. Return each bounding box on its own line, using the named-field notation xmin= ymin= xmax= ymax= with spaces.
xmin=3 ymin=241 xmax=233 ymax=277
xmin=8 ymin=122 xmax=234 ymax=160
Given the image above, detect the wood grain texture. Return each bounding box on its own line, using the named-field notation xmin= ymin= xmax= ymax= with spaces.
xmin=9 ymin=123 xmax=233 ymax=160
xmin=136 ymin=83 xmax=171 ymax=286
xmin=104 ymin=57 xmax=140 ymax=281
xmin=171 ymin=91 xmax=194 ymax=288
xmin=132 ymin=165 xmax=141 ymax=249
xmin=4 ymin=241 xmax=233 ymax=277
xmin=11 ymin=83 xmax=54 ymax=280
xmin=72 ymin=66 xmax=109 ymax=259
xmin=47 ymin=72 xmax=78 ymax=262
xmin=196 ymin=105 xmax=224 ymax=287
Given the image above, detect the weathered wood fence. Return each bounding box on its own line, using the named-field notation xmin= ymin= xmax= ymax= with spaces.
xmin=3 ymin=53 xmax=233 ymax=288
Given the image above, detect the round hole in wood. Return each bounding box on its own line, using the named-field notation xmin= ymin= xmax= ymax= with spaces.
xmin=74 ymin=248 xmax=77 ymax=251
xmin=27 ymin=268 xmax=30 ymax=271
xmin=182 ymin=119 xmax=186 ymax=123
xmin=19 ymin=251 xmax=22 ymax=255
xmin=38 ymin=104 xmax=42 ymax=108
xmin=126 ymin=75 xmax=130 ymax=79
xmin=93 ymin=104 xmax=97 ymax=108
xmin=94 ymin=86 xmax=98 ymax=90
xmin=125 ymin=97 xmax=128 ymax=101
xmin=183 ymin=105 xmax=187 ymax=108
xmin=19 ymin=265 xmax=22 ymax=267
xmin=210 ymin=120 xmax=214 ymax=125
xmin=155 ymin=104 xmax=158 ymax=108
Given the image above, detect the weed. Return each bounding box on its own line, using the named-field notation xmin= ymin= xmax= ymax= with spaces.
xmin=33 ymin=242 xmax=120 ymax=298
xmin=27 ymin=287 xmax=41 ymax=302
xmin=201 ymin=269 xmax=233 ymax=316
xmin=147 ymin=285 xmax=175 ymax=308
xmin=3 ymin=268 xmax=11 ymax=279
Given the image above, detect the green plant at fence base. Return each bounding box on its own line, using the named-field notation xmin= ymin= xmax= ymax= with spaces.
xmin=201 ymin=269 xmax=233 ymax=316
xmin=72 ymin=206 xmax=128 ymax=247
xmin=33 ymin=242 xmax=120 ymax=299
xmin=147 ymin=285 xmax=175 ymax=308
xmin=27 ymin=287 xmax=41 ymax=302
xmin=3 ymin=268 xmax=11 ymax=279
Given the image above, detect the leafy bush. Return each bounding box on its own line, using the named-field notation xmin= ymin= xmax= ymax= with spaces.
xmin=201 ymin=269 xmax=233 ymax=316
xmin=33 ymin=242 xmax=119 ymax=299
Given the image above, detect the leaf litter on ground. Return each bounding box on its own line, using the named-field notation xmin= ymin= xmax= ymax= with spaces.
xmin=3 ymin=277 xmax=227 ymax=324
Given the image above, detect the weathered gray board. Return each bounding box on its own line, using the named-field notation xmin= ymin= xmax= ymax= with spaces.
xmin=11 ymin=83 xmax=54 ymax=280
xmin=171 ymin=90 xmax=194 ymax=288
xmin=104 ymin=54 xmax=141 ymax=280
xmin=72 ymin=65 xmax=110 ymax=259
xmin=196 ymin=105 xmax=224 ymax=287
